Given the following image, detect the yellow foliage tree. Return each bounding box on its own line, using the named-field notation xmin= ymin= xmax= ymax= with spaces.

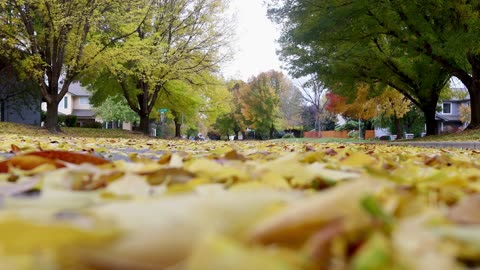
xmin=328 ymin=84 xmax=411 ymax=121
xmin=459 ymin=104 xmax=471 ymax=124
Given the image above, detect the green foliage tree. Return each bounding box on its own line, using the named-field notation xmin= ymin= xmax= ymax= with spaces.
xmin=83 ymin=0 xmax=232 ymax=135
xmin=155 ymin=80 xmax=201 ymax=137
xmin=93 ymin=95 xmax=139 ymax=124
xmin=197 ymin=80 xmax=232 ymax=135
xmin=267 ymin=0 xmax=452 ymax=135
xmin=213 ymin=113 xmax=236 ymax=138
xmin=0 ymin=0 xmax=147 ymax=132
xmin=365 ymin=0 xmax=480 ymax=130
xmin=211 ymin=81 xmax=247 ymax=140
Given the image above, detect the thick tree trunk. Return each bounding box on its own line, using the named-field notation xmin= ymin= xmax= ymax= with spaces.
xmin=172 ymin=111 xmax=182 ymax=138
xmin=136 ymin=87 xmax=152 ymax=135
xmin=173 ymin=119 xmax=181 ymax=138
xmin=45 ymin=100 xmax=61 ymax=133
xmin=174 ymin=121 xmax=181 ymax=138
xmin=424 ymin=110 xmax=438 ymax=136
xmin=422 ymin=104 xmax=438 ymax=136
xmin=394 ymin=116 xmax=403 ymax=139
xmin=465 ymin=54 xmax=480 ymax=129
xmin=467 ymin=84 xmax=480 ymax=129
xmin=139 ymin=115 xmax=150 ymax=135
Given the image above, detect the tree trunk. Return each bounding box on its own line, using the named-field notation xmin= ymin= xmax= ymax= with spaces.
xmin=45 ymin=100 xmax=61 ymax=133
xmin=422 ymin=104 xmax=438 ymax=136
xmin=0 ymin=100 xmax=5 ymax=122
xmin=139 ymin=115 xmax=150 ymax=135
xmin=173 ymin=117 xmax=181 ymax=138
xmin=269 ymin=124 xmax=275 ymax=139
xmin=316 ymin=111 xmax=321 ymax=131
xmin=174 ymin=121 xmax=181 ymax=138
xmin=465 ymin=54 xmax=480 ymax=129
xmin=136 ymin=86 xmax=152 ymax=135
xmin=394 ymin=116 xmax=403 ymax=139
xmin=233 ymin=127 xmax=240 ymax=140
xmin=467 ymin=82 xmax=480 ymax=129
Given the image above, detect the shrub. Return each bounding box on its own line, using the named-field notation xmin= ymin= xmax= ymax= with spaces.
xmin=282 ymin=133 xmax=295 ymax=139
xmin=348 ymin=130 xmax=359 ymax=139
xmin=207 ymin=131 xmax=221 ymax=140
xmin=378 ymin=135 xmax=392 ymax=141
xmin=57 ymin=115 xmax=66 ymax=126
xmin=335 ymin=120 xmax=362 ymax=131
xmin=186 ymin=127 xmax=199 ymax=139
xmin=64 ymin=115 xmax=77 ymax=127
xmin=82 ymin=122 xmax=103 ymax=129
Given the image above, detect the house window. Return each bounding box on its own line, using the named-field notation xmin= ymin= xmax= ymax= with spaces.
xmin=79 ymin=97 xmax=89 ymax=105
xmin=63 ymin=97 xmax=68 ymax=109
xmin=442 ymin=102 xmax=451 ymax=114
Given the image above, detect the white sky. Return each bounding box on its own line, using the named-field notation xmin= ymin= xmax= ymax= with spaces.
xmin=221 ymin=0 xmax=285 ymax=81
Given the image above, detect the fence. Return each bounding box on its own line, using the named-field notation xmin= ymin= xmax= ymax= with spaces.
xmin=303 ymin=130 xmax=375 ymax=139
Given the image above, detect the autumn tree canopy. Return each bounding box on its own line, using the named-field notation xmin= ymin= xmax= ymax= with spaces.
xmin=237 ymin=70 xmax=301 ymax=139
xmin=213 ymin=71 xmax=302 ymax=139
xmin=0 ymin=0 xmax=147 ymax=132
xmin=83 ymin=0 xmax=232 ymax=135
xmin=326 ymin=85 xmax=411 ymax=121
xmin=267 ymin=0 xmax=477 ymax=135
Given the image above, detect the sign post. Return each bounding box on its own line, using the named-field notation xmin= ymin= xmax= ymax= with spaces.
xmin=158 ymin=108 xmax=168 ymax=123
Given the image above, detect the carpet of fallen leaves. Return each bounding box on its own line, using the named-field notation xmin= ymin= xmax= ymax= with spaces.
xmin=0 ymin=133 xmax=480 ymax=270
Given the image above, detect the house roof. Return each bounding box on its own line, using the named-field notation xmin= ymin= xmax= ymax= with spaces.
xmin=68 ymin=83 xmax=91 ymax=97
xmin=72 ymin=109 xmax=95 ymax=118
xmin=442 ymin=98 xmax=470 ymax=103
xmin=435 ymin=113 xmax=461 ymax=122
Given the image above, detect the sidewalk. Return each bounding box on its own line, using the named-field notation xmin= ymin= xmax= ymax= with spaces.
xmin=387 ymin=141 xmax=480 ymax=150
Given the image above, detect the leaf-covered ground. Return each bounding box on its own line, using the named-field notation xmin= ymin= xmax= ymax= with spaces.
xmin=1 ymin=128 xmax=480 ymax=269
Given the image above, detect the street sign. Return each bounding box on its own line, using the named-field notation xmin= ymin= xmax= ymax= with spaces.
xmin=158 ymin=108 xmax=168 ymax=113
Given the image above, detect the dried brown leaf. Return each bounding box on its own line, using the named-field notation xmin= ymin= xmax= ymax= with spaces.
xmin=0 ymin=155 xmax=64 ymax=173
xmin=447 ymin=194 xmax=480 ymax=224
xmin=223 ymin=150 xmax=247 ymax=161
xmin=10 ymin=144 xmax=21 ymax=154
xmin=26 ymin=150 xmax=110 ymax=165
xmin=146 ymin=168 xmax=196 ymax=186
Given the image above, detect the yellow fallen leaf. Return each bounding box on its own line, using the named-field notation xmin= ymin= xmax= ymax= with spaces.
xmin=0 ymin=217 xmax=116 ymax=270
xmin=340 ymin=152 xmax=377 ymax=167
xmin=88 ymin=190 xmax=299 ymax=268
xmin=185 ymin=234 xmax=311 ymax=270
xmin=392 ymin=211 xmax=460 ymax=270
xmin=249 ymin=179 xmax=378 ymax=244
xmin=105 ymin=173 xmax=151 ymax=197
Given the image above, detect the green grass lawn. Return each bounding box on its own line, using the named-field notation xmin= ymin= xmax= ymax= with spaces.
xmin=277 ymin=130 xmax=480 ymax=143
xmin=0 ymin=122 xmax=148 ymax=139
xmin=2 ymin=122 xmax=480 ymax=141
xmin=412 ymin=129 xmax=480 ymax=142
xmin=273 ymin=137 xmax=371 ymax=143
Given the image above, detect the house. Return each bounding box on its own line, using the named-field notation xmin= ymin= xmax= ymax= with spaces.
xmin=41 ymin=82 xmax=96 ymax=126
xmin=0 ymin=63 xmax=41 ymax=126
xmin=435 ymin=86 xmax=470 ymax=134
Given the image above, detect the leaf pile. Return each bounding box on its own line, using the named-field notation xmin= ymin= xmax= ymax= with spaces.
xmin=1 ymin=135 xmax=480 ymax=270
